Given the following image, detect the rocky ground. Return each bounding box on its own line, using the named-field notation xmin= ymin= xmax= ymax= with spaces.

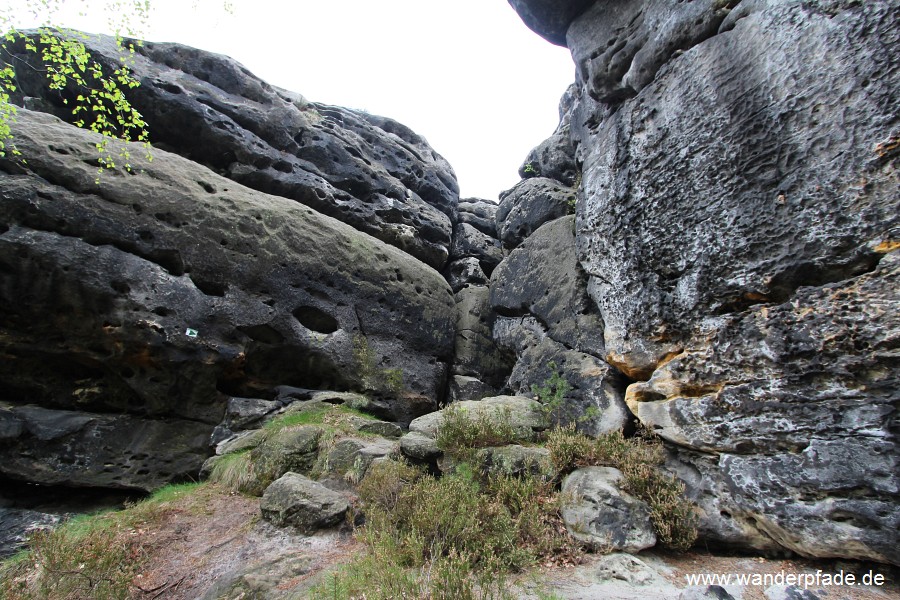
xmin=122 ymin=484 xmax=899 ymax=600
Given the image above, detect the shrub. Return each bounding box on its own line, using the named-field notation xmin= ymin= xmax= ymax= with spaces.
xmin=545 ymin=424 xmax=698 ymax=550
xmin=313 ymin=458 xmax=575 ymax=599
xmin=435 ymin=405 xmax=526 ymax=458
xmin=530 ymin=362 xmax=571 ymax=425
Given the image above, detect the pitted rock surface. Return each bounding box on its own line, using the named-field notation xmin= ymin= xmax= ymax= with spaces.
xmin=0 ymin=110 xmax=455 ymax=488
xmin=7 ymin=33 xmax=458 ymax=269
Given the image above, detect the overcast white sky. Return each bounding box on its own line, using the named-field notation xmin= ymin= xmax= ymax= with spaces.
xmin=4 ymin=0 xmax=576 ymax=200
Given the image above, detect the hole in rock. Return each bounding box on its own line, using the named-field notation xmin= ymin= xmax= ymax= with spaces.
xmin=292 ymin=306 xmax=339 ymax=334
xmin=190 ymin=275 xmax=227 ymax=297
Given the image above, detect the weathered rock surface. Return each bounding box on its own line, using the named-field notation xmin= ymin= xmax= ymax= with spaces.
xmin=571 ymin=0 xmax=900 ymax=378
xmin=492 ymin=217 xmax=605 ymax=353
xmin=561 ymin=466 xmax=657 ymax=552
xmin=490 ymin=217 xmax=626 ymax=431
xmin=399 ymin=431 xmax=442 ymax=461
xmin=444 ymin=257 xmax=490 ymax=293
xmin=8 ymin=34 xmax=459 ymax=269
xmin=507 ymin=338 xmax=628 ymax=435
xmin=259 ymin=472 xmax=349 ymax=533
xmin=249 ymin=425 xmax=324 ymax=484
xmin=0 ymin=109 xmax=455 ymax=489
xmin=457 ymin=198 xmax=498 ymax=237
xmin=511 ymin=0 xmax=899 ymax=566
xmin=507 ymin=0 xmax=596 ymax=46
xmin=567 ymin=0 xmax=734 ymax=103
xmin=450 ymin=223 xmax=503 ymax=275
xmin=654 ymin=256 xmax=900 ymax=563
xmin=519 ymin=85 xmax=579 ymax=187
xmin=453 ymin=286 xmax=514 ymax=389
xmin=447 ymin=374 xmax=497 ymax=403
xmin=496 ymin=179 xmax=575 ymax=250
xmin=0 ymin=403 xmax=209 ymax=491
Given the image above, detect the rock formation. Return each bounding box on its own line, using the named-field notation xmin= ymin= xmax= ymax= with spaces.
xmin=0 ymin=38 xmax=459 ymax=492
xmin=509 ymin=0 xmax=900 ymax=565
xmin=5 ymin=34 xmax=458 ymax=270
xmin=1 ymin=0 xmax=898 ymax=570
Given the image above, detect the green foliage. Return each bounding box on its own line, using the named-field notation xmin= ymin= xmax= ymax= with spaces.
xmin=0 ymin=481 xmax=219 ymax=599
xmin=0 ymin=1 xmax=153 ymax=172
xmin=207 ymin=450 xmax=260 ymax=495
xmin=545 ymin=425 xmax=698 ymax=550
xmin=352 ymin=335 xmax=404 ymax=396
xmin=435 ymin=404 xmax=527 ymax=458
xmin=314 ymin=455 xmax=574 ymax=600
xmin=531 ymin=361 xmax=571 ymax=425
xmin=523 ymin=162 xmax=538 ymax=176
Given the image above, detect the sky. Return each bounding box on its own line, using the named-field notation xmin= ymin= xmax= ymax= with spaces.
xmin=3 ymin=0 xmax=576 ymax=200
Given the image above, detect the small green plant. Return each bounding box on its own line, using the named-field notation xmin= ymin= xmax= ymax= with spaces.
xmin=531 ymin=362 xmax=571 ymax=425
xmin=523 ymin=162 xmax=538 ymax=176
xmin=352 ymin=335 xmax=404 ymax=396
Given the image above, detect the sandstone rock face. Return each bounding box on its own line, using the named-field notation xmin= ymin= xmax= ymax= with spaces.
xmin=510 ymin=0 xmax=900 ymax=565
xmin=0 ymin=403 xmax=209 ymax=491
xmin=507 ymin=0 xmax=597 ymax=46
xmin=496 ymin=179 xmax=575 ymax=251
xmin=491 ymin=217 xmax=627 ymax=432
xmin=561 ymin=466 xmax=657 ymax=552
xmin=571 ymin=0 xmax=899 ymax=379
xmin=0 ymin=109 xmax=456 ymax=489
xmin=7 ymin=34 xmax=458 ymax=269
xmin=519 ymin=84 xmax=579 ymax=187
xmin=453 ymin=287 xmax=513 ymax=390
xmin=259 ymin=472 xmax=349 ymax=533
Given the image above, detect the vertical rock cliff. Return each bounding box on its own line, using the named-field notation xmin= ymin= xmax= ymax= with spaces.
xmin=508 ymin=0 xmax=899 ymax=564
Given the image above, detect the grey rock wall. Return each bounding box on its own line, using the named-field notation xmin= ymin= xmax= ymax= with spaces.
xmin=0 ymin=109 xmax=456 ymax=490
xmin=509 ymin=0 xmax=900 ymax=564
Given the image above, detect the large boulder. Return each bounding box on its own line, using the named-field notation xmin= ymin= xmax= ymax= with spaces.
xmin=457 ymin=198 xmax=498 ymax=238
xmin=259 ymin=472 xmax=349 ymax=533
xmin=507 ymin=0 xmax=597 ymax=46
xmin=7 ymin=33 xmax=459 ymax=269
xmin=561 ymin=466 xmax=657 ymax=552
xmin=0 ymin=109 xmax=456 ymax=489
xmin=407 ymin=395 xmax=548 ymax=440
xmin=492 ymin=216 xmax=605 ymax=354
xmin=507 ymin=338 xmax=628 ymax=435
xmin=496 ymin=179 xmax=575 ymax=250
